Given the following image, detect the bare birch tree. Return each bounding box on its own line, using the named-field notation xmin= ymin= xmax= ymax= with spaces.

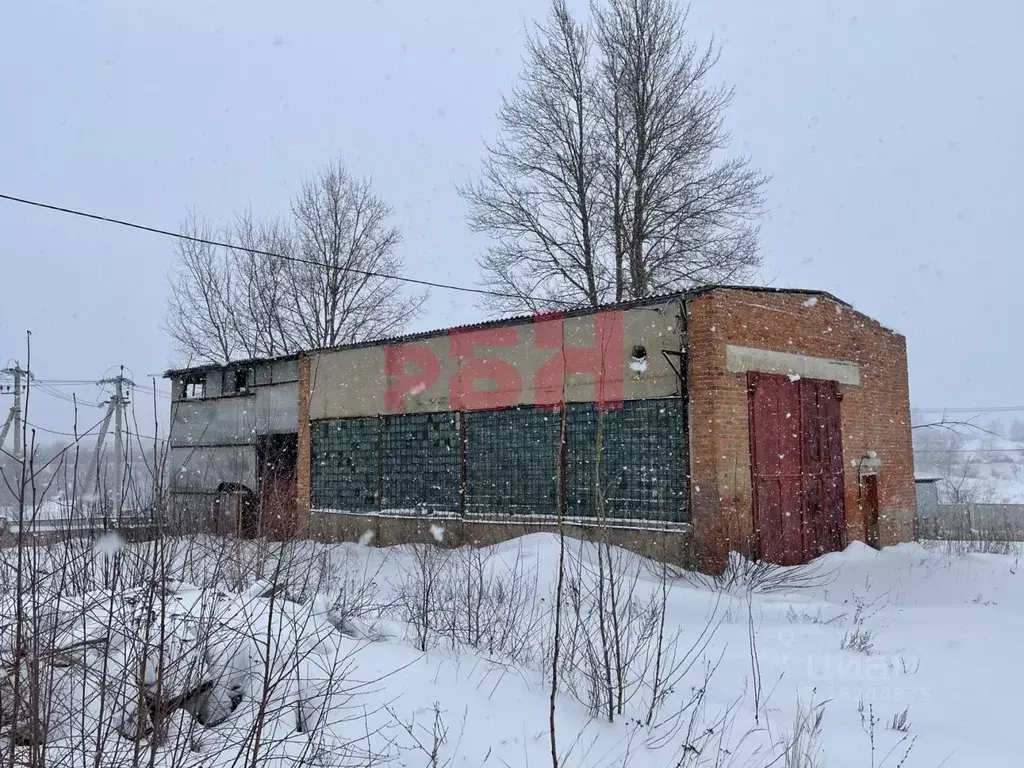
xmin=463 ymin=0 xmax=768 ymax=312
xmin=165 ymin=160 xmax=423 ymax=365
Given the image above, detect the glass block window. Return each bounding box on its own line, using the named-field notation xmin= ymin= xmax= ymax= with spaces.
xmin=465 ymin=406 xmax=560 ymax=515
xmin=309 ymin=399 xmax=687 ymax=522
xmin=565 ymin=398 xmax=687 ymax=521
xmin=311 ymin=418 xmax=380 ymax=511
xmin=381 ymin=412 xmax=461 ymax=512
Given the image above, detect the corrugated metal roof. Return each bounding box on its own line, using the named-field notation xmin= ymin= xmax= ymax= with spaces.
xmin=163 ymin=285 xmax=853 ymax=377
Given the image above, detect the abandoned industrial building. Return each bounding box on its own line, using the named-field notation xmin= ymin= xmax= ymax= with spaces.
xmin=165 ymin=285 xmax=915 ymax=571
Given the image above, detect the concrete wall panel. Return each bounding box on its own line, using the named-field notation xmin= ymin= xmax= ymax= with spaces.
xmin=726 ymin=345 xmax=861 ymax=385
xmin=254 ymin=382 xmax=298 ymax=434
xmin=169 ymin=398 xmax=256 ymax=447
xmin=272 ymin=359 xmax=299 ymax=383
xmin=168 ymin=445 xmax=256 ymax=493
xmin=205 ymin=370 xmax=223 ymax=398
xmin=309 ymin=300 xmax=684 ymax=420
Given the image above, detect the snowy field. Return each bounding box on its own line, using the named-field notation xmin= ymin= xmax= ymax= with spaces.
xmin=945 ymin=434 xmax=1024 ymax=503
xmin=0 ymin=533 xmax=1020 ymax=767
xmin=914 ymin=431 xmax=1024 ymax=504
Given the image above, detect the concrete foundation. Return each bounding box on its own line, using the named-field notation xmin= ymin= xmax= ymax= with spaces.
xmin=307 ymin=511 xmax=694 ymax=567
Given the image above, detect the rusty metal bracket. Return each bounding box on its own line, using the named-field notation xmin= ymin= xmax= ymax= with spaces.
xmin=660 ymin=349 xmax=685 ymax=386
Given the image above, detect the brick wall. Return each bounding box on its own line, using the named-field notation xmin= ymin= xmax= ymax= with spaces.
xmin=296 ymin=356 xmax=312 ymax=532
xmin=687 ymin=289 xmax=915 ymax=571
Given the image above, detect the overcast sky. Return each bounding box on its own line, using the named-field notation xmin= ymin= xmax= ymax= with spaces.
xmin=1 ymin=0 xmax=1021 ymax=439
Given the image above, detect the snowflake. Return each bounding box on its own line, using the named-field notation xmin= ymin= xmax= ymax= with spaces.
xmin=93 ymin=531 xmax=125 ymax=556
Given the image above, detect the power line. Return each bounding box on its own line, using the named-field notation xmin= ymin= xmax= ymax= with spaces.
xmin=16 ymin=375 xmax=171 ymax=400
xmin=23 ymin=416 xmax=108 ymax=440
xmin=31 ymin=379 xmax=98 ymax=386
xmin=0 ymin=192 xmax=575 ymax=307
xmin=34 ymin=385 xmax=90 ymax=406
xmin=914 ymin=447 xmax=1024 ymax=453
xmin=24 ymin=418 xmax=162 ymax=443
xmin=132 ymin=383 xmax=171 ymax=400
xmin=912 ymin=406 xmax=1024 ymax=414
xmin=6 ymin=375 xmax=171 ymax=403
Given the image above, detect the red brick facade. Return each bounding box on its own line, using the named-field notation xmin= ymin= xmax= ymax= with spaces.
xmin=296 ymin=356 xmax=312 ymax=533
xmin=686 ymin=289 xmax=915 ymax=571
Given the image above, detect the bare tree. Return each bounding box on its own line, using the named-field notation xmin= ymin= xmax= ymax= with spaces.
xmin=226 ymin=211 xmax=297 ymax=359
xmin=165 ymin=213 xmax=239 ymax=365
xmin=461 ymin=0 xmax=607 ymax=314
xmin=166 ymin=160 xmax=423 ymax=364
xmin=288 ymin=160 xmax=423 ymax=348
xmin=912 ymin=418 xmax=999 ymax=504
xmin=463 ymin=0 xmax=767 ymax=313
xmin=595 ymin=0 xmax=766 ymax=298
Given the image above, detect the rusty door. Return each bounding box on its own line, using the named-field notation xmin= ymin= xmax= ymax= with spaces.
xmin=257 ymin=433 xmax=299 ymax=539
xmin=748 ymin=373 xmax=846 ymax=564
xmin=800 ymin=377 xmax=846 ymax=557
xmin=862 ymin=474 xmax=881 ymax=549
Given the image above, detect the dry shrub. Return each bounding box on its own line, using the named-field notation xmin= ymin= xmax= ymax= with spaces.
xmin=680 ymin=552 xmax=835 ymax=595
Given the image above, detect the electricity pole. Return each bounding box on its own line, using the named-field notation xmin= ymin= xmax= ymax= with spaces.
xmin=0 ymin=363 xmax=32 ymax=459
xmin=88 ymin=367 xmax=133 ymax=520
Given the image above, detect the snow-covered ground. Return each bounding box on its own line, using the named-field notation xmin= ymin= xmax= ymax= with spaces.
xmin=1 ymin=533 xmax=1021 ymax=767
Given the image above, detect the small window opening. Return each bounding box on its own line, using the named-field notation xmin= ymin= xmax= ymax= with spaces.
xmin=223 ymin=368 xmax=251 ymax=396
xmin=184 ymin=376 xmax=205 ymax=400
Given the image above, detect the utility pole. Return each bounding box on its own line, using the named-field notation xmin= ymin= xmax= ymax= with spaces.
xmin=88 ymin=367 xmax=133 ymax=521
xmin=0 ymin=363 xmax=32 ymax=460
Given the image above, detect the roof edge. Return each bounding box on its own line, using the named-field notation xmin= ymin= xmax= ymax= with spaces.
xmin=163 ymin=285 xmax=863 ymax=377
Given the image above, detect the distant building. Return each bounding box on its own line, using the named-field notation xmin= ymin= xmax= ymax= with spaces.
xmin=165 ymin=286 xmax=915 ymax=571
xmin=914 ymin=475 xmax=942 ymax=534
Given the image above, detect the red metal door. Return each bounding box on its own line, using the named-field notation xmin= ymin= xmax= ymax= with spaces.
xmin=800 ymin=378 xmax=846 ymax=558
xmin=748 ymin=373 xmax=804 ymax=564
xmin=749 ymin=373 xmax=846 ymax=564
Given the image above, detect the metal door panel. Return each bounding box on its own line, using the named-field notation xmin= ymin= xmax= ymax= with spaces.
xmin=749 ymin=373 xmax=846 ymax=564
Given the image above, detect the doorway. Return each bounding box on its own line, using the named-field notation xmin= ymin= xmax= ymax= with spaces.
xmin=214 ymin=483 xmax=258 ymax=538
xmin=256 ymin=433 xmax=299 ymax=538
xmin=748 ymin=372 xmax=847 ymax=565
xmin=862 ymin=474 xmax=881 ymax=549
